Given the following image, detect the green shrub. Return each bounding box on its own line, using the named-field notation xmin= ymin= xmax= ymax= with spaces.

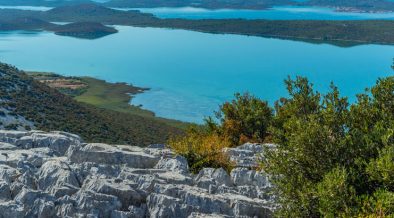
xmin=367 ymin=146 xmax=394 ymax=190
xmin=358 ymin=190 xmax=394 ymax=218
xmin=317 ymin=166 xmax=357 ymax=217
xmin=207 ymin=92 xmax=273 ymax=146
xmin=169 ymin=92 xmax=273 ymax=173
xmin=262 ymin=75 xmax=394 ymax=217
xmin=169 ymin=126 xmax=234 ymax=174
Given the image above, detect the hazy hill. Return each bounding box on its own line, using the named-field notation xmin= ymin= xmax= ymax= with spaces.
xmin=302 ymin=0 xmax=394 ymax=12
xmin=0 ymin=0 xmax=393 ymax=11
xmin=0 ymin=63 xmax=183 ymax=146
xmin=104 ymin=0 xmax=294 ymax=9
xmin=103 ymin=0 xmax=394 ymax=11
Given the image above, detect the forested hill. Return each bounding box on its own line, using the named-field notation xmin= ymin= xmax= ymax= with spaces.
xmin=302 ymin=0 xmax=394 ymax=12
xmin=0 ymin=63 xmax=183 ymax=145
xmin=103 ymin=0 xmax=293 ymax=9
xmin=1 ymin=4 xmax=394 ymax=46
xmin=0 ymin=0 xmax=393 ymax=11
xmin=104 ymin=0 xmax=394 ymax=11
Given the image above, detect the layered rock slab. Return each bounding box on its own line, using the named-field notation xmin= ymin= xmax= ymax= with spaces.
xmin=0 ymin=130 xmax=274 ymax=218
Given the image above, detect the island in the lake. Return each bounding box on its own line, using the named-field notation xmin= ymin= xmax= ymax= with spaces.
xmin=50 ymin=22 xmax=118 ymax=39
xmin=0 ymin=4 xmax=394 ymax=45
xmin=0 ymin=16 xmax=118 ymax=39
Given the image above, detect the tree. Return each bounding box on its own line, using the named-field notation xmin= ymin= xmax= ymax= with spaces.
xmin=207 ymin=92 xmax=273 ymax=146
xmin=263 ymin=75 xmax=394 ymax=217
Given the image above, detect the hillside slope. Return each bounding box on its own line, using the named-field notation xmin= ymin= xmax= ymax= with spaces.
xmin=0 ymin=63 xmax=183 ymax=145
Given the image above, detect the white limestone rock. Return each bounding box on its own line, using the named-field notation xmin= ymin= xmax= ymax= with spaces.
xmin=0 ymin=201 xmax=24 ymax=218
xmin=154 ymin=155 xmax=189 ymax=175
xmin=0 ymin=130 xmax=276 ymax=218
xmin=67 ymin=143 xmax=160 ymax=169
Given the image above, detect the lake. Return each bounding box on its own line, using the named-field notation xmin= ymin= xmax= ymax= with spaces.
xmin=1 ymin=5 xmax=394 ymax=20
xmin=0 ymin=27 xmax=393 ymax=123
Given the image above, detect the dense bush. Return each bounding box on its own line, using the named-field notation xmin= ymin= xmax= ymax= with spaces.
xmin=262 ymin=74 xmax=394 ymax=217
xmin=170 ymin=93 xmax=272 ymax=172
xmin=169 ymin=126 xmax=234 ymax=174
xmin=171 ymin=60 xmax=394 ymax=214
xmin=207 ymin=92 xmax=273 ymax=146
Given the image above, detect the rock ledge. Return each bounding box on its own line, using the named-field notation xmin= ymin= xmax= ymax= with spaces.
xmin=0 ymin=130 xmax=274 ymax=218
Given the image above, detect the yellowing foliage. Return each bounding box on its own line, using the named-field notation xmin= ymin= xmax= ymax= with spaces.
xmin=169 ymin=128 xmax=234 ymax=174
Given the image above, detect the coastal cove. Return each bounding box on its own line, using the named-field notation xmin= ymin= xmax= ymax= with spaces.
xmin=0 ymin=26 xmax=393 ymax=123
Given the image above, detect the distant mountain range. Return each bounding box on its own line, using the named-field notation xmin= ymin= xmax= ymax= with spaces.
xmin=0 ymin=0 xmax=393 ymax=11
xmin=103 ymin=0 xmax=294 ymax=9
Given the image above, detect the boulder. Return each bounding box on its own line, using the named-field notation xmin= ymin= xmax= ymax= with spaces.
xmin=72 ymin=190 xmax=122 ymax=217
xmin=82 ymin=176 xmax=143 ymax=210
xmin=230 ymin=168 xmax=270 ymax=188
xmin=195 ymin=168 xmax=233 ymax=190
xmin=67 ymin=143 xmax=159 ymax=168
xmin=37 ymin=159 xmax=80 ymax=197
xmin=154 ymin=156 xmax=189 ymax=175
xmin=0 ymin=181 xmax=11 ymax=202
xmin=0 ymin=201 xmax=24 ymax=218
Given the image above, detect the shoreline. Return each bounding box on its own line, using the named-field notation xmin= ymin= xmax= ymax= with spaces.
xmin=1 ymin=5 xmax=394 ymax=46
xmin=28 ymin=72 xmax=190 ymax=129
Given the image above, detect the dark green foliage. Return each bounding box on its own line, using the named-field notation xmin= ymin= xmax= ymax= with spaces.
xmin=50 ymin=22 xmax=118 ymax=39
xmin=207 ymin=93 xmax=273 ymax=146
xmin=4 ymin=123 xmax=18 ymax=130
xmin=0 ymin=63 xmax=182 ymax=145
xmin=263 ymin=74 xmax=394 ymax=217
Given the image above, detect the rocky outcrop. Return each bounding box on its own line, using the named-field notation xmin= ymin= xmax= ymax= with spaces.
xmin=0 ymin=130 xmax=274 ymax=218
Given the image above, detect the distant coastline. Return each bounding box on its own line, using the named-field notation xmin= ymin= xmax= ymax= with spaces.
xmin=0 ymin=4 xmax=394 ymax=46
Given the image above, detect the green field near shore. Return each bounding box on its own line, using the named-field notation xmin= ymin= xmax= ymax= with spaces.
xmin=29 ymin=72 xmax=190 ymax=129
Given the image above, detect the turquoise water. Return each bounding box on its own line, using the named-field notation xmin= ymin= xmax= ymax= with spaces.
xmin=1 ymin=5 xmax=394 ymax=20
xmin=0 ymin=5 xmax=52 ymax=10
xmin=0 ymin=26 xmax=393 ymax=123
xmin=132 ymin=6 xmax=394 ymax=20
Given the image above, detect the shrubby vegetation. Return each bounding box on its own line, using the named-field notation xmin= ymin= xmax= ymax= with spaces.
xmin=170 ymin=92 xmax=272 ymax=172
xmin=206 ymin=93 xmax=273 ymax=146
xmin=263 ymin=74 xmax=394 ymax=217
xmin=169 ymin=126 xmax=233 ymax=174
xmin=171 ymin=64 xmax=394 ymax=216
